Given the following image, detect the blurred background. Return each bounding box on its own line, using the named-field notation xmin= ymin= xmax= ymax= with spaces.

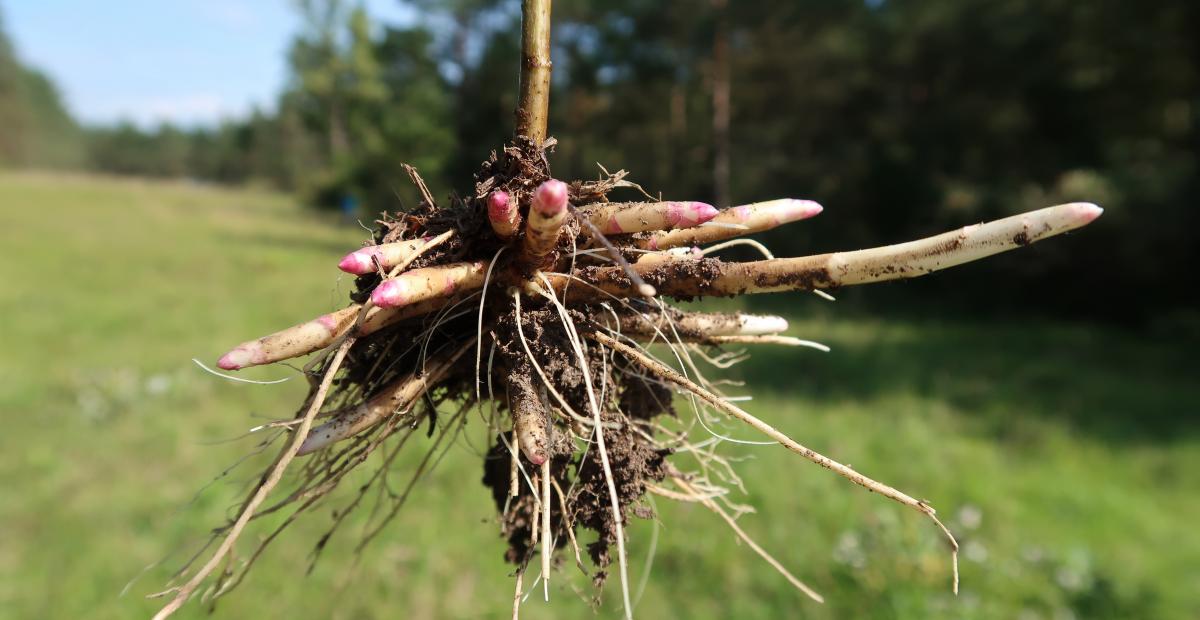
xmin=0 ymin=1 xmax=1196 ymax=618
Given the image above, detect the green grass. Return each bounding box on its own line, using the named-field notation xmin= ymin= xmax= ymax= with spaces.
xmin=1 ymin=171 xmax=1197 ymax=619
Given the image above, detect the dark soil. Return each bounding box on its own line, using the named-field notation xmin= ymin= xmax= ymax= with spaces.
xmin=318 ymin=138 xmax=680 ymax=586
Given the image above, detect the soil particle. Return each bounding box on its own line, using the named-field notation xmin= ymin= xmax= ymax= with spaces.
xmin=755 ymin=264 xmax=835 ymax=292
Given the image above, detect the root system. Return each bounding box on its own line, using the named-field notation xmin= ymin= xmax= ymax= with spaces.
xmin=154 ymin=137 xmax=1101 ymax=618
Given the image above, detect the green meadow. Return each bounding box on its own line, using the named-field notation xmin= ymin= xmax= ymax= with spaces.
xmin=1 ymin=171 xmax=1196 ymax=619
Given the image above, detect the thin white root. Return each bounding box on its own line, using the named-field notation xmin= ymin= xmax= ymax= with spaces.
xmin=191 ymin=358 xmax=291 ymax=385
xmin=671 ymin=475 xmax=824 ymax=603
xmin=645 ymin=483 xmax=708 ymax=503
xmin=704 ymin=335 xmax=830 ymax=352
xmin=590 ymin=331 xmax=960 ymax=592
xmin=700 ymin=238 xmax=775 ymax=260
xmin=509 ymin=431 xmax=521 ymax=499
xmin=541 ymin=459 xmax=552 ymax=601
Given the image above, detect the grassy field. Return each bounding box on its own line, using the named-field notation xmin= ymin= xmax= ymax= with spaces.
xmin=1 ymin=171 xmax=1197 ymax=619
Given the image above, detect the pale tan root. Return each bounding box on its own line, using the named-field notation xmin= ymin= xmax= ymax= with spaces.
xmin=372 ymin=261 xmax=488 ymax=308
xmin=220 ymin=231 xmax=457 ymax=372
xmin=577 ymin=200 xmax=717 ymax=235
xmin=217 ymin=306 xmax=360 ymax=370
xmin=509 ymin=431 xmax=521 ymax=498
xmin=541 ymin=459 xmax=552 ymax=599
xmin=695 ymin=202 xmax=1104 ymax=296
xmin=591 ymin=331 xmax=960 ymax=592
xmin=297 ymin=340 xmax=473 ymax=455
xmin=645 ymin=483 xmax=703 ymax=503
xmin=615 ymin=310 xmax=788 ymax=338
xmin=509 ymin=378 xmax=551 ymax=465
xmin=488 ymin=191 xmax=522 ymax=240
xmin=511 ymin=569 xmax=524 ymax=620
xmin=637 ymin=198 xmax=822 ymax=250
xmin=341 ymin=237 xmax=434 ymax=274
xmin=152 ymin=339 xmax=355 ymax=619
xmin=519 ymin=195 xmax=569 ymax=269
xmin=550 ymin=476 xmax=587 ymax=573
xmin=562 ymin=202 xmax=1102 ymax=301
xmin=217 ymin=296 xmax=452 ymax=371
xmin=531 ymin=474 xmax=541 ymax=548
xmin=669 ymin=475 xmax=824 ymax=603
xmin=704 ymin=335 xmax=830 ymax=352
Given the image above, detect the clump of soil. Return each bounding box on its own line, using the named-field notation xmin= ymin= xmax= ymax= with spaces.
xmin=318 ymin=138 xmax=680 ymax=584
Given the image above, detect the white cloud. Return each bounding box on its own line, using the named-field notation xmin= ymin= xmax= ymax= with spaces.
xmin=201 ymin=1 xmax=259 ymax=30
xmin=97 ymin=94 xmax=250 ymax=128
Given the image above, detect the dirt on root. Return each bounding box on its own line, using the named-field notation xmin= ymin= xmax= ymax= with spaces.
xmin=313 ymin=139 xmax=677 ymax=588
xmin=481 ymin=304 xmax=673 ymax=581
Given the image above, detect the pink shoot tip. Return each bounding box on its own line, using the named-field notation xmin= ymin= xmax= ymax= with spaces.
xmin=532 ymin=179 xmax=569 ymax=215
xmin=337 ymin=250 xmax=374 ymax=275
xmin=668 ymin=201 xmax=719 ymax=228
xmin=787 ymin=199 xmax=823 ymax=220
xmin=487 ymin=190 xmax=513 ymax=217
xmin=1071 ymin=202 xmax=1103 ymax=224
xmin=694 ymin=202 xmax=720 ymax=222
xmin=217 ymin=346 xmax=256 ymax=371
xmin=370 ymin=279 xmax=406 ymax=308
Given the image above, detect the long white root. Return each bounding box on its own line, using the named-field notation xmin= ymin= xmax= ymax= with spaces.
xmin=216 ymin=297 xmax=452 ymax=371
xmin=371 ymin=261 xmax=488 ymax=309
xmin=637 ymin=198 xmax=822 ymax=250
xmin=338 ymin=236 xmax=435 ymax=275
xmin=563 ymin=202 xmax=1102 ymax=300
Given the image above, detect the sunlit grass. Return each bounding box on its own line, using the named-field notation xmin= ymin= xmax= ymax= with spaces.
xmin=1 ymin=171 xmax=1196 ymax=619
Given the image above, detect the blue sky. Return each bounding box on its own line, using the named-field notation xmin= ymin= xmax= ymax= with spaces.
xmin=5 ymin=0 xmax=417 ymax=128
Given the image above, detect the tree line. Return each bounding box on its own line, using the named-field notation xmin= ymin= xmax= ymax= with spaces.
xmin=1 ymin=1 xmax=1196 ymax=321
